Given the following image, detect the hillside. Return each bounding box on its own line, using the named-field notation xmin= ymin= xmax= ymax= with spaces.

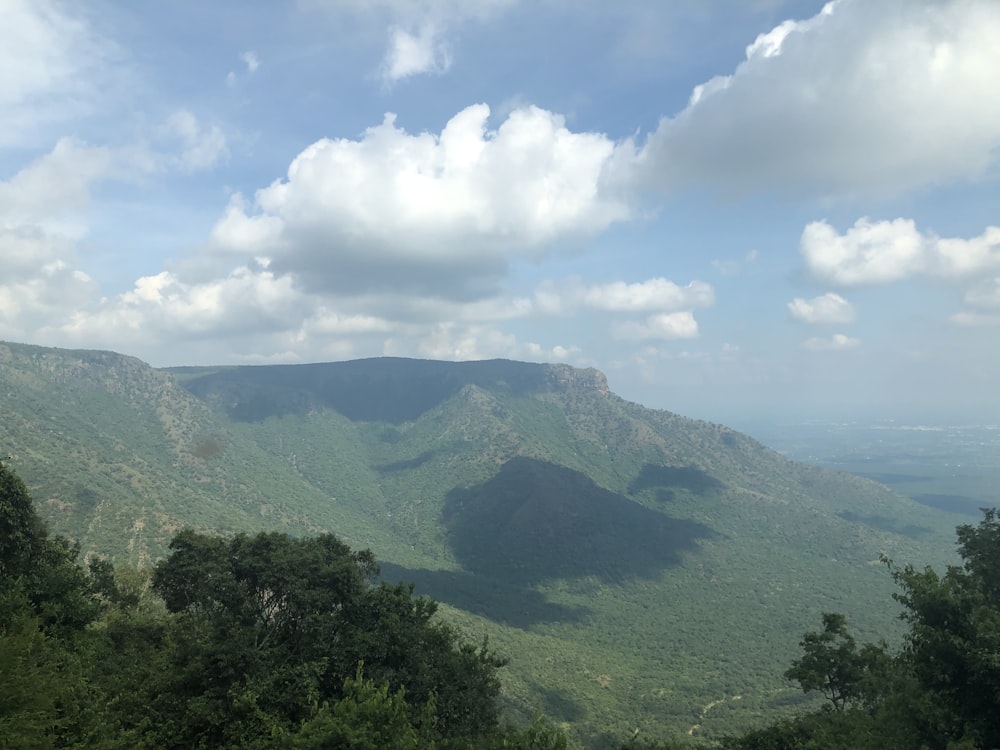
xmin=0 ymin=341 xmax=963 ymax=747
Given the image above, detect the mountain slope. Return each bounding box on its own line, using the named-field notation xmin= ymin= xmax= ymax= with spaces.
xmin=0 ymin=342 xmax=963 ymax=746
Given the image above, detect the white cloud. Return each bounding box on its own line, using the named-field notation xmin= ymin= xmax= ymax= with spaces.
xmin=532 ymin=277 xmax=713 ymax=316
xmin=241 ymin=51 xmax=260 ymax=73
xmin=311 ymin=0 xmax=517 ymax=82
xmin=228 ymin=51 xmax=261 ymax=86
xmin=787 ymin=292 xmax=855 ymax=324
xmin=613 ymin=311 xmax=699 ymax=341
xmin=211 ymin=194 xmax=285 ymax=254
xmin=0 ymin=258 xmax=96 ymax=339
xmin=300 ymin=309 xmax=393 ymax=335
xmin=161 ymin=111 xmax=228 ymax=172
xmin=637 ymin=0 xmax=1000 ymax=197
xmin=0 ymin=125 xmax=234 ymax=344
xmin=0 ymin=137 xmax=114 ymax=240
xmin=381 ymin=25 xmax=450 ymax=82
xmin=582 ymin=278 xmax=714 ymax=312
xmin=802 ymin=333 xmax=860 ymax=351
xmin=0 ymin=138 xmax=121 ymax=339
xmin=53 ymin=265 xmax=302 ymax=344
xmin=0 ymin=0 xmax=115 ymax=147
xmin=211 ymin=104 xmax=630 ymax=299
xmin=802 ymin=218 xmax=1000 ymax=286
xmin=383 ymin=321 xmax=580 ymax=363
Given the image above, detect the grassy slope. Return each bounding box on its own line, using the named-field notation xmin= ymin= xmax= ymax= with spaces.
xmin=1 ymin=342 xmax=962 ymax=747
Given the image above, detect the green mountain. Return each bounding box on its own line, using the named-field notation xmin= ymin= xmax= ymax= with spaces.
xmin=0 ymin=341 xmax=962 ymax=747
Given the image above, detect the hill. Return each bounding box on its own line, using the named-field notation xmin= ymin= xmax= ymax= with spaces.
xmin=0 ymin=341 xmax=963 ymax=747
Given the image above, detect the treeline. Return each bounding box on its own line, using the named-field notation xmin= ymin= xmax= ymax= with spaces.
xmin=3 ymin=458 xmax=999 ymax=749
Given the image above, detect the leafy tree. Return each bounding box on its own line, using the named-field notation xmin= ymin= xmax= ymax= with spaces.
xmin=126 ymin=528 xmax=505 ymax=747
xmin=1 ymin=460 xmax=97 ymax=633
xmin=892 ymin=508 xmax=1000 ymax=747
xmin=783 ymin=612 xmax=887 ymax=711
xmin=291 ymin=666 xmax=436 ymax=750
xmin=722 ymin=509 xmax=1000 ymax=750
xmin=0 ymin=461 xmax=106 ymax=747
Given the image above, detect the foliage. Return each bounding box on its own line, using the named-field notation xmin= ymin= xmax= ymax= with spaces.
xmin=783 ymin=613 xmax=889 ymax=711
xmin=891 ymin=507 xmax=1000 ymax=748
xmin=290 ymin=667 xmax=436 ymax=750
xmin=1 ymin=341 xmax=975 ymax=743
xmin=719 ymin=508 xmax=1000 ymax=750
xmin=1 ymin=461 xmax=511 ymax=748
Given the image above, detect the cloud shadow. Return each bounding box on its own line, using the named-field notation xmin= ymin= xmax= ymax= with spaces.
xmin=443 ymin=456 xmax=716 ymax=586
xmin=378 ymin=562 xmax=590 ymax=629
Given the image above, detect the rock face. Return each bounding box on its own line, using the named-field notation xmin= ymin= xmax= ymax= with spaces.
xmin=543 ymin=363 xmax=609 ymax=395
xmin=172 ymin=358 xmax=609 ymax=424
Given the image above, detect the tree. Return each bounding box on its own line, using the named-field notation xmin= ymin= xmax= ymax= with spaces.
xmin=0 ymin=462 xmax=106 ymax=747
xmin=130 ymin=528 xmax=505 ymax=747
xmin=291 ymin=667 xmax=435 ymax=750
xmin=892 ymin=508 xmax=1000 ymax=747
xmin=783 ymin=612 xmax=886 ymax=711
xmin=726 ymin=509 xmax=1000 ymax=750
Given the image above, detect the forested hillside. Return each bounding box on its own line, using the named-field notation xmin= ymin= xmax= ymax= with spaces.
xmin=0 ymin=341 xmax=970 ymax=744
xmin=4 ymin=459 xmax=998 ymax=749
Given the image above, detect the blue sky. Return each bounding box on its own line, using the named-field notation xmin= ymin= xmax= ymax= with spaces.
xmin=2 ymin=0 xmax=999 ymax=425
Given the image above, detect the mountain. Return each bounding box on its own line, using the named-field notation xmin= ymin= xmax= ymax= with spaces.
xmin=0 ymin=341 xmax=962 ymax=747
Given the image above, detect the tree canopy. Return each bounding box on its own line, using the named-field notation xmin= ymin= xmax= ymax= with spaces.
xmin=0 ymin=461 xmax=539 ymax=749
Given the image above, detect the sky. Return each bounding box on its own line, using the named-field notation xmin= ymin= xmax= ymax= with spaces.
xmin=2 ymin=0 xmax=999 ymax=426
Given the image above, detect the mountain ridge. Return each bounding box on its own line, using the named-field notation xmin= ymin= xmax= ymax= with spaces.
xmin=0 ymin=339 xmax=963 ymax=745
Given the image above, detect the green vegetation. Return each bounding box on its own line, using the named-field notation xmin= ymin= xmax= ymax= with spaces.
xmin=5 ymin=456 xmax=1000 ymax=748
xmin=1 ymin=341 xmax=982 ymax=744
xmin=717 ymin=509 xmax=1000 ymax=750
xmin=0 ymin=459 xmax=566 ymax=748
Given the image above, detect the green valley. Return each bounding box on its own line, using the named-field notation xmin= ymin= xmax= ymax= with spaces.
xmin=0 ymin=341 xmax=975 ymax=747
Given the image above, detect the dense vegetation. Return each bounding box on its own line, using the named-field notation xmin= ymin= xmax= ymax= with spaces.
xmin=0 ymin=460 xmax=564 ymax=748
xmin=0 ymin=341 xmax=975 ymax=743
xmin=4 ymin=457 xmax=999 ymax=748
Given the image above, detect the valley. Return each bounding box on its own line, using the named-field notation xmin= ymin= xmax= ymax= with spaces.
xmin=0 ymin=341 xmax=980 ymax=747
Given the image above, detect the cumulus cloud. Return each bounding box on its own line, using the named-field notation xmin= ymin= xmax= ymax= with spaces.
xmin=211 ymin=104 xmax=630 ymax=299
xmin=0 ymin=124 xmax=234 ymax=343
xmin=582 ymin=278 xmax=714 ymax=312
xmin=613 ymin=311 xmax=700 ymax=341
xmin=787 ymin=292 xmax=855 ymax=324
xmin=802 ymin=218 xmax=1000 ymax=286
xmin=532 ymin=277 xmax=713 ymax=316
xmin=48 ymin=265 xmax=304 ymax=348
xmin=802 ymin=333 xmax=860 ymax=351
xmin=0 ymin=138 xmax=120 ymax=338
xmin=0 ymin=259 xmax=96 ymax=339
xmin=0 ymin=137 xmax=114 ymax=240
xmin=636 ymin=0 xmax=1000 ymax=197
